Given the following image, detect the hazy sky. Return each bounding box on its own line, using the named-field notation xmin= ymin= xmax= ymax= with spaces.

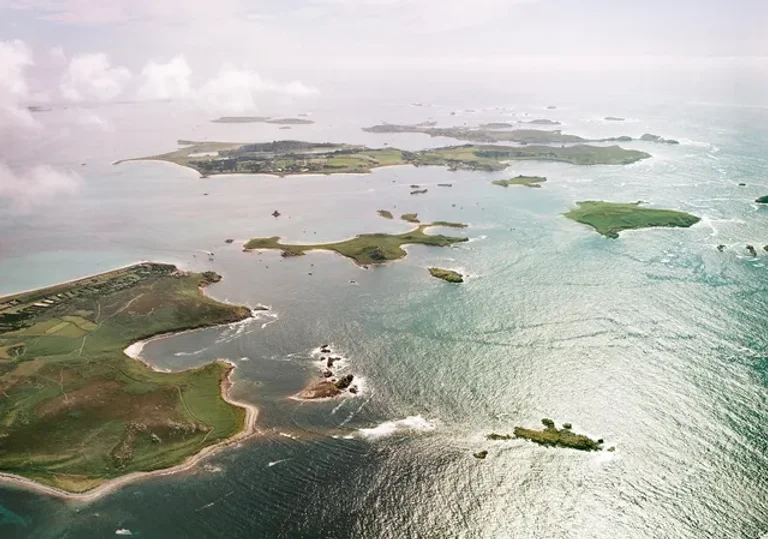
xmin=0 ymin=0 xmax=766 ymax=209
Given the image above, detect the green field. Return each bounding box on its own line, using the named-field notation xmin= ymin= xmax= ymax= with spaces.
xmin=492 ymin=175 xmax=547 ymax=188
xmin=0 ymin=264 xmax=252 ymax=493
xmin=244 ymin=223 xmax=468 ymax=266
xmin=121 ymin=139 xmax=651 ymax=178
xmin=564 ymin=201 xmax=701 ymax=238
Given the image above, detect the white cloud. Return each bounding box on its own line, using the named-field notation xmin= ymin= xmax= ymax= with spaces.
xmin=195 ymin=64 xmax=319 ymax=113
xmin=138 ymin=55 xmax=192 ymax=100
xmin=0 ymin=40 xmax=83 ymax=210
xmin=0 ymin=162 xmax=83 ymax=211
xmin=0 ymin=40 xmax=37 ymax=131
xmin=60 ymin=53 xmax=132 ymax=102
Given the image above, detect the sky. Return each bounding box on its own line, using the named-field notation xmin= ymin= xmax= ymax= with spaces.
xmin=0 ymin=0 xmax=767 ymax=209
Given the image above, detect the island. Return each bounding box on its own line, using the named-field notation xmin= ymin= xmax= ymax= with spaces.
xmin=401 ymin=213 xmax=420 ymax=223
xmin=212 ymin=116 xmax=314 ymax=125
xmin=640 ymin=133 xmax=679 ymax=144
xmin=362 ymin=123 xmax=680 ymax=147
xmin=564 ymin=201 xmax=701 ymax=238
xmin=243 ymin=223 xmax=468 ymax=266
xmin=479 ymin=122 xmax=514 ymax=129
xmin=377 ymin=210 xmax=394 ymax=219
xmin=487 ymin=418 xmax=603 ymax=451
xmin=605 ymin=116 xmax=625 ymax=121
xmin=428 ymin=268 xmax=463 ymax=283
xmin=492 ymin=175 xmax=547 ymax=188
xmin=295 ymin=345 xmax=358 ymax=400
xmin=0 ymin=263 xmax=256 ymax=497
xmin=755 ymin=195 xmax=768 ymax=204
xmin=524 ymin=119 xmax=561 ymax=125
xmin=118 ymin=139 xmax=652 ymax=178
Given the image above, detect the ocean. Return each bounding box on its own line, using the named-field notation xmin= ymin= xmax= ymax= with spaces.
xmin=1 ymin=68 xmax=767 ymax=538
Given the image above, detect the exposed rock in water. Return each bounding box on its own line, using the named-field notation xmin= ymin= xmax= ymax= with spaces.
xmin=335 ymin=374 xmax=354 ymax=390
xmin=225 ymin=238 xmax=234 ymax=244
xmin=296 ymin=381 xmax=342 ymax=399
xmin=322 ymin=370 xmax=333 ymax=378
xmin=327 ymin=356 xmax=341 ymax=368
xmin=438 ymin=183 xmax=453 ymax=187
xmin=717 ymin=244 xmax=726 ymax=252
xmin=747 ymin=245 xmax=758 ymax=257
xmin=272 ymin=210 xmax=281 ymax=218
xmin=349 ymin=386 xmax=358 ymax=394
xmin=473 ymin=450 xmax=488 ymax=459
xmin=738 ymin=183 xmax=747 ymax=187
xmin=411 ymin=189 xmax=428 ymax=195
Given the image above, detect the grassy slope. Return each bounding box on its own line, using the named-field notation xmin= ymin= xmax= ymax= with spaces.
xmin=244 ymin=224 xmax=468 ymax=266
xmin=0 ymin=264 xmax=251 ymax=492
xmin=564 ymin=201 xmax=701 ymax=238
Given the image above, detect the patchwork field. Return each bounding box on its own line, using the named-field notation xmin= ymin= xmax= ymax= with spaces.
xmin=0 ymin=263 xmax=252 ymax=493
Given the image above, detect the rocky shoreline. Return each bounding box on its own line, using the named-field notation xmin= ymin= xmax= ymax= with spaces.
xmin=295 ymin=344 xmax=360 ymax=400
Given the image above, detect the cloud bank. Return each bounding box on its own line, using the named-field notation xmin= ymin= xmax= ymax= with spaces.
xmin=0 ymin=40 xmax=83 ymax=211
xmin=60 ymin=52 xmax=132 ymax=102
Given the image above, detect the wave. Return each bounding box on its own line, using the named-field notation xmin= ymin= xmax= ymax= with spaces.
xmin=357 ymin=416 xmax=435 ymax=440
xmin=267 ymin=459 xmax=291 ymax=467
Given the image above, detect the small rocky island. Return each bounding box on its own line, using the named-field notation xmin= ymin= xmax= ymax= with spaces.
xmin=296 ymin=345 xmax=358 ymax=399
xmin=428 ymin=267 xmax=463 ymax=283
xmin=605 ymin=116 xmax=625 ymax=121
xmin=377 ymin=210 xmax=394 ymax=219
xmin=564 ymin=201 xmax=701 ymax=238
xmin=487 ymin=418 xmax=604 ymax=451
xmin=755 ymin=195 xmax=768 ymax=204
xmin=640 ymin=133 xmax=679 ymax=144
xmin=492 ymin=175 xmax=547 ymax=188
xmin=244 ymin=222 xmax=468 ymax=266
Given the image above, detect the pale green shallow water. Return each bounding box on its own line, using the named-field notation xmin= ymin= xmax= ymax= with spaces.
xmin=1 ymin=77 xmax=767 ymax=538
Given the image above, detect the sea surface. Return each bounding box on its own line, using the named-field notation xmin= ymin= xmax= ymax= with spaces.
xmin=1 ymin=68 xmax=767 ymax=538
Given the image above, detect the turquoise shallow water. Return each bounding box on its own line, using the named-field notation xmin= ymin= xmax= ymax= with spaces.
xmin=1 ymin=76 xmax=767 ymax=538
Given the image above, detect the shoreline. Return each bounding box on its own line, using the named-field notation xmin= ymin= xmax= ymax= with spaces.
xmin=0 ymin=359 xmax=259 ymax=503
xmin=0 ymin=269 xmax=261 ymax=502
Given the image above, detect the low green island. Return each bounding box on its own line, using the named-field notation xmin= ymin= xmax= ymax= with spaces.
xmin=755 ymin=195 xmax=768 ymax=204
xmin=428 ymin=268 xmax=464 ymax=283
xmin=0 ymin=263 xmax=254 ymax=494
xmin=120 ymin=139 xmax=652 ymax=178
xmin=401 ymin=213 xmax=420 ymax=223
xmin=605 ymin=116 xmax=625 ymax=121
xmin=492 ymin=175 xmax=547 ymax=188
xmin=244 ymin=223 xmax=468 ymax=266
xmin=487 ymin=418 xmax=603 ymax=451
xmin=212 ymin=116 xmax=314 ymax=125
xmin=377 ymin=210 xmax=394 ymax=219
xmin=362 ymin=122 xmax=677 ymax=146
xmin=564 ymin=201 xmax=701 ymax=238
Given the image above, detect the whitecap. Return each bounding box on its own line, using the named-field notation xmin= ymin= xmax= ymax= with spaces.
xmin=268 ymin=459 xmax=291 ymax=467
xmin=115 ymin=530 xmax=133 ymax=536
xmin=357 ymin=416 xmax=435 ymax=440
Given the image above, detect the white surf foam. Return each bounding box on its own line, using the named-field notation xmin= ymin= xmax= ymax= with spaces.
xmin=357 ymin=416 xmax=435 ymax=440
xmin=268 ymin=459 xmax=291 ymax=467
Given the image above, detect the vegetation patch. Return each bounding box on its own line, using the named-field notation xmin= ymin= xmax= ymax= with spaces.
xmin=0 ymin=264 xmax=252 ymax=493
xmin=244 ymin=224 xmax=468 ymax=266
xmin=755 ymin=195 xmax=768 ymax=204
xmin=564 ymin=201 xmax=700 ymax=238
xmin=428 ymin=268 xmax=463 ymax=283
xmin=492 ymin=175 xmax=547 ymax=188
xmin=487 ymin=418 xmax=603 ymax=451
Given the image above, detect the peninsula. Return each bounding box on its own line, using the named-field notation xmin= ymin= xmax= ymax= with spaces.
xmin=120 ymin=139 xmax=651 ymax=178
xmin=492 ymin=175 xmax=547 ymax=188
xmin=0 ymin=263 xmax=255 ymax=496
xmin=244 ymin=223 xmax=468 ymax=266
xmin=564 ymin=201 xmax=701 ymax=238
